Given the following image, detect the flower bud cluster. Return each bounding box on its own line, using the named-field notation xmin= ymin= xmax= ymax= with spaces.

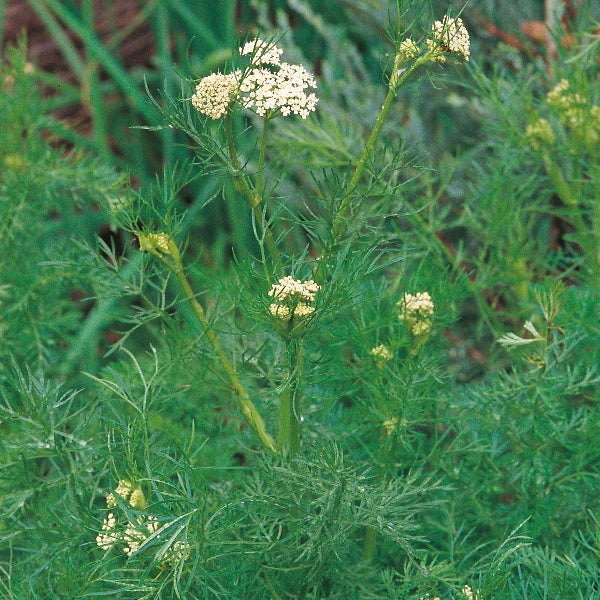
xmin=525 ymin=118 xmax=555 ymax=150
xmin=383 ymin=417 xmax=398 ymax=435
xmin=398 ymin=291 xmax=434 ymax=335
xmin=397 ymin=38 xmax=421 ymax=63
xmin=137 ymin=232 xmax=174 ymax=256
xmin=191 ymin=72 xmax=240 ymax=120
xmin=106 ymin=479 xmax=147 ymax=510
xmin=192 ymin=38 xmax=318 ymax=120
xmin=546 ymin=78 xmax=600 ymax=144
xmin=268 ymin=276 xmax=320 ymax=320
xmin=370 ymin=344 xmax=393 ymax=362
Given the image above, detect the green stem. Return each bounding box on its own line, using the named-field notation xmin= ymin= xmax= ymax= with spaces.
xmin=255 ymin=116 xmax=271 ymax=208
xmin=314 ymin=52 xmax=435 ymax=286
xmin=330 ymin=52 xmax=434 ymax=243
xmin=278 ymin=341 xmax=303 ymax=456
xmin=360 ymin=526 xmax=378 ymax=562
xmin=163 ymin=241 xmax=277 ymax=454
xmin=224 ymin=113 xmax=279 ymax=265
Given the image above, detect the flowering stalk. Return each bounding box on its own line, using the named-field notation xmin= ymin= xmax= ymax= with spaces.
xmin=138 ymin=233 xmax=277 ymax=454
xmin=327 ymin=18 xmax=470 ymax=250
xmin=268 ymin=276 xmax=320 ymax=456
xmin=331 ymin=50 xmax=434 ymax=242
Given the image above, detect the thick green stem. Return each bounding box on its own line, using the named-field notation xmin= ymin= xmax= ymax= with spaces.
xmin=278 ymin=387 xmax=301 ymax=457
xmin=278 ymin=341 xmax=303 ymax=457
xmin=360 ymin=526 xmax=378 ymax=562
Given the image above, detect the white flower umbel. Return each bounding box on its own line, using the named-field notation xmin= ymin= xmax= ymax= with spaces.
xmin=192 ymin=38 xmax=318 ymax=120
xmin=427 ymin=16 xmax=470 ymax=62
xmin=239 ymin=38 xmax=283 ymax=66
xmin=370 ymin=344 xmax=393 ymax=362
xmin=268 ymin=276 xmax=320 ymax=320
xmin=240 ymin=62 xmax=318 ymax=118
xmin=398 ymin=291 xmax=435 ymax=335
xmin=191 ymin=71 xmax=240 ymax=119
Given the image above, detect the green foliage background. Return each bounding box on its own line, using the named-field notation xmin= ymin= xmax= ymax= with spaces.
xmin=1 ymin=1 xmax=599 ymax=599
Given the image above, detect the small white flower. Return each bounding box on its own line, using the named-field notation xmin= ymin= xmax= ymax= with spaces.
xmin=239 ymin=38 xmax=283 ymax=66
xmin=96 ymin=512 xmax=119 ymax=551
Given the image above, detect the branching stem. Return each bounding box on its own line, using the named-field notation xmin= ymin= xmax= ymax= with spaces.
xmin=152 ymin=238 xmax=278 ymax=454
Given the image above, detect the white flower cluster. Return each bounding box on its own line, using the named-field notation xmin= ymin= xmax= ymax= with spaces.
xmin=370 ymin=344 xmax=393 ymax=362
xmin=239 ymin=38 xmax=283 ymax=66
xmin=427 ymin=16 xmax=470 ymax=62
xmin=191 ymin=71 xmax=239 ymax=120
xmin=398 ymin=291 xmax=434 ymax=335
xmin=240 ymin=61 xmax=318 ymax=118
xmin=268 ymin=275 xmax=320 ymax=320
xmin=96 ymin=512 xmax=119 ymax=551
xmin=96 ymin=480 xmax=190 ymax=565
xmin=123 ymin=516 xmax=160 ymax=557
xmin=191 ymin=38 xmax=318 ymax=120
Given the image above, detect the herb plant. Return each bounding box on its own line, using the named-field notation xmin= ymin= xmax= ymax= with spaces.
xmin=1 ymin=2 xmax=599 ymax=599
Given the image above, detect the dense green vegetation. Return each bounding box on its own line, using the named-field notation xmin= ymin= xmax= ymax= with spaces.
xmin=1 ymin=2 xmax=599 ymax=598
